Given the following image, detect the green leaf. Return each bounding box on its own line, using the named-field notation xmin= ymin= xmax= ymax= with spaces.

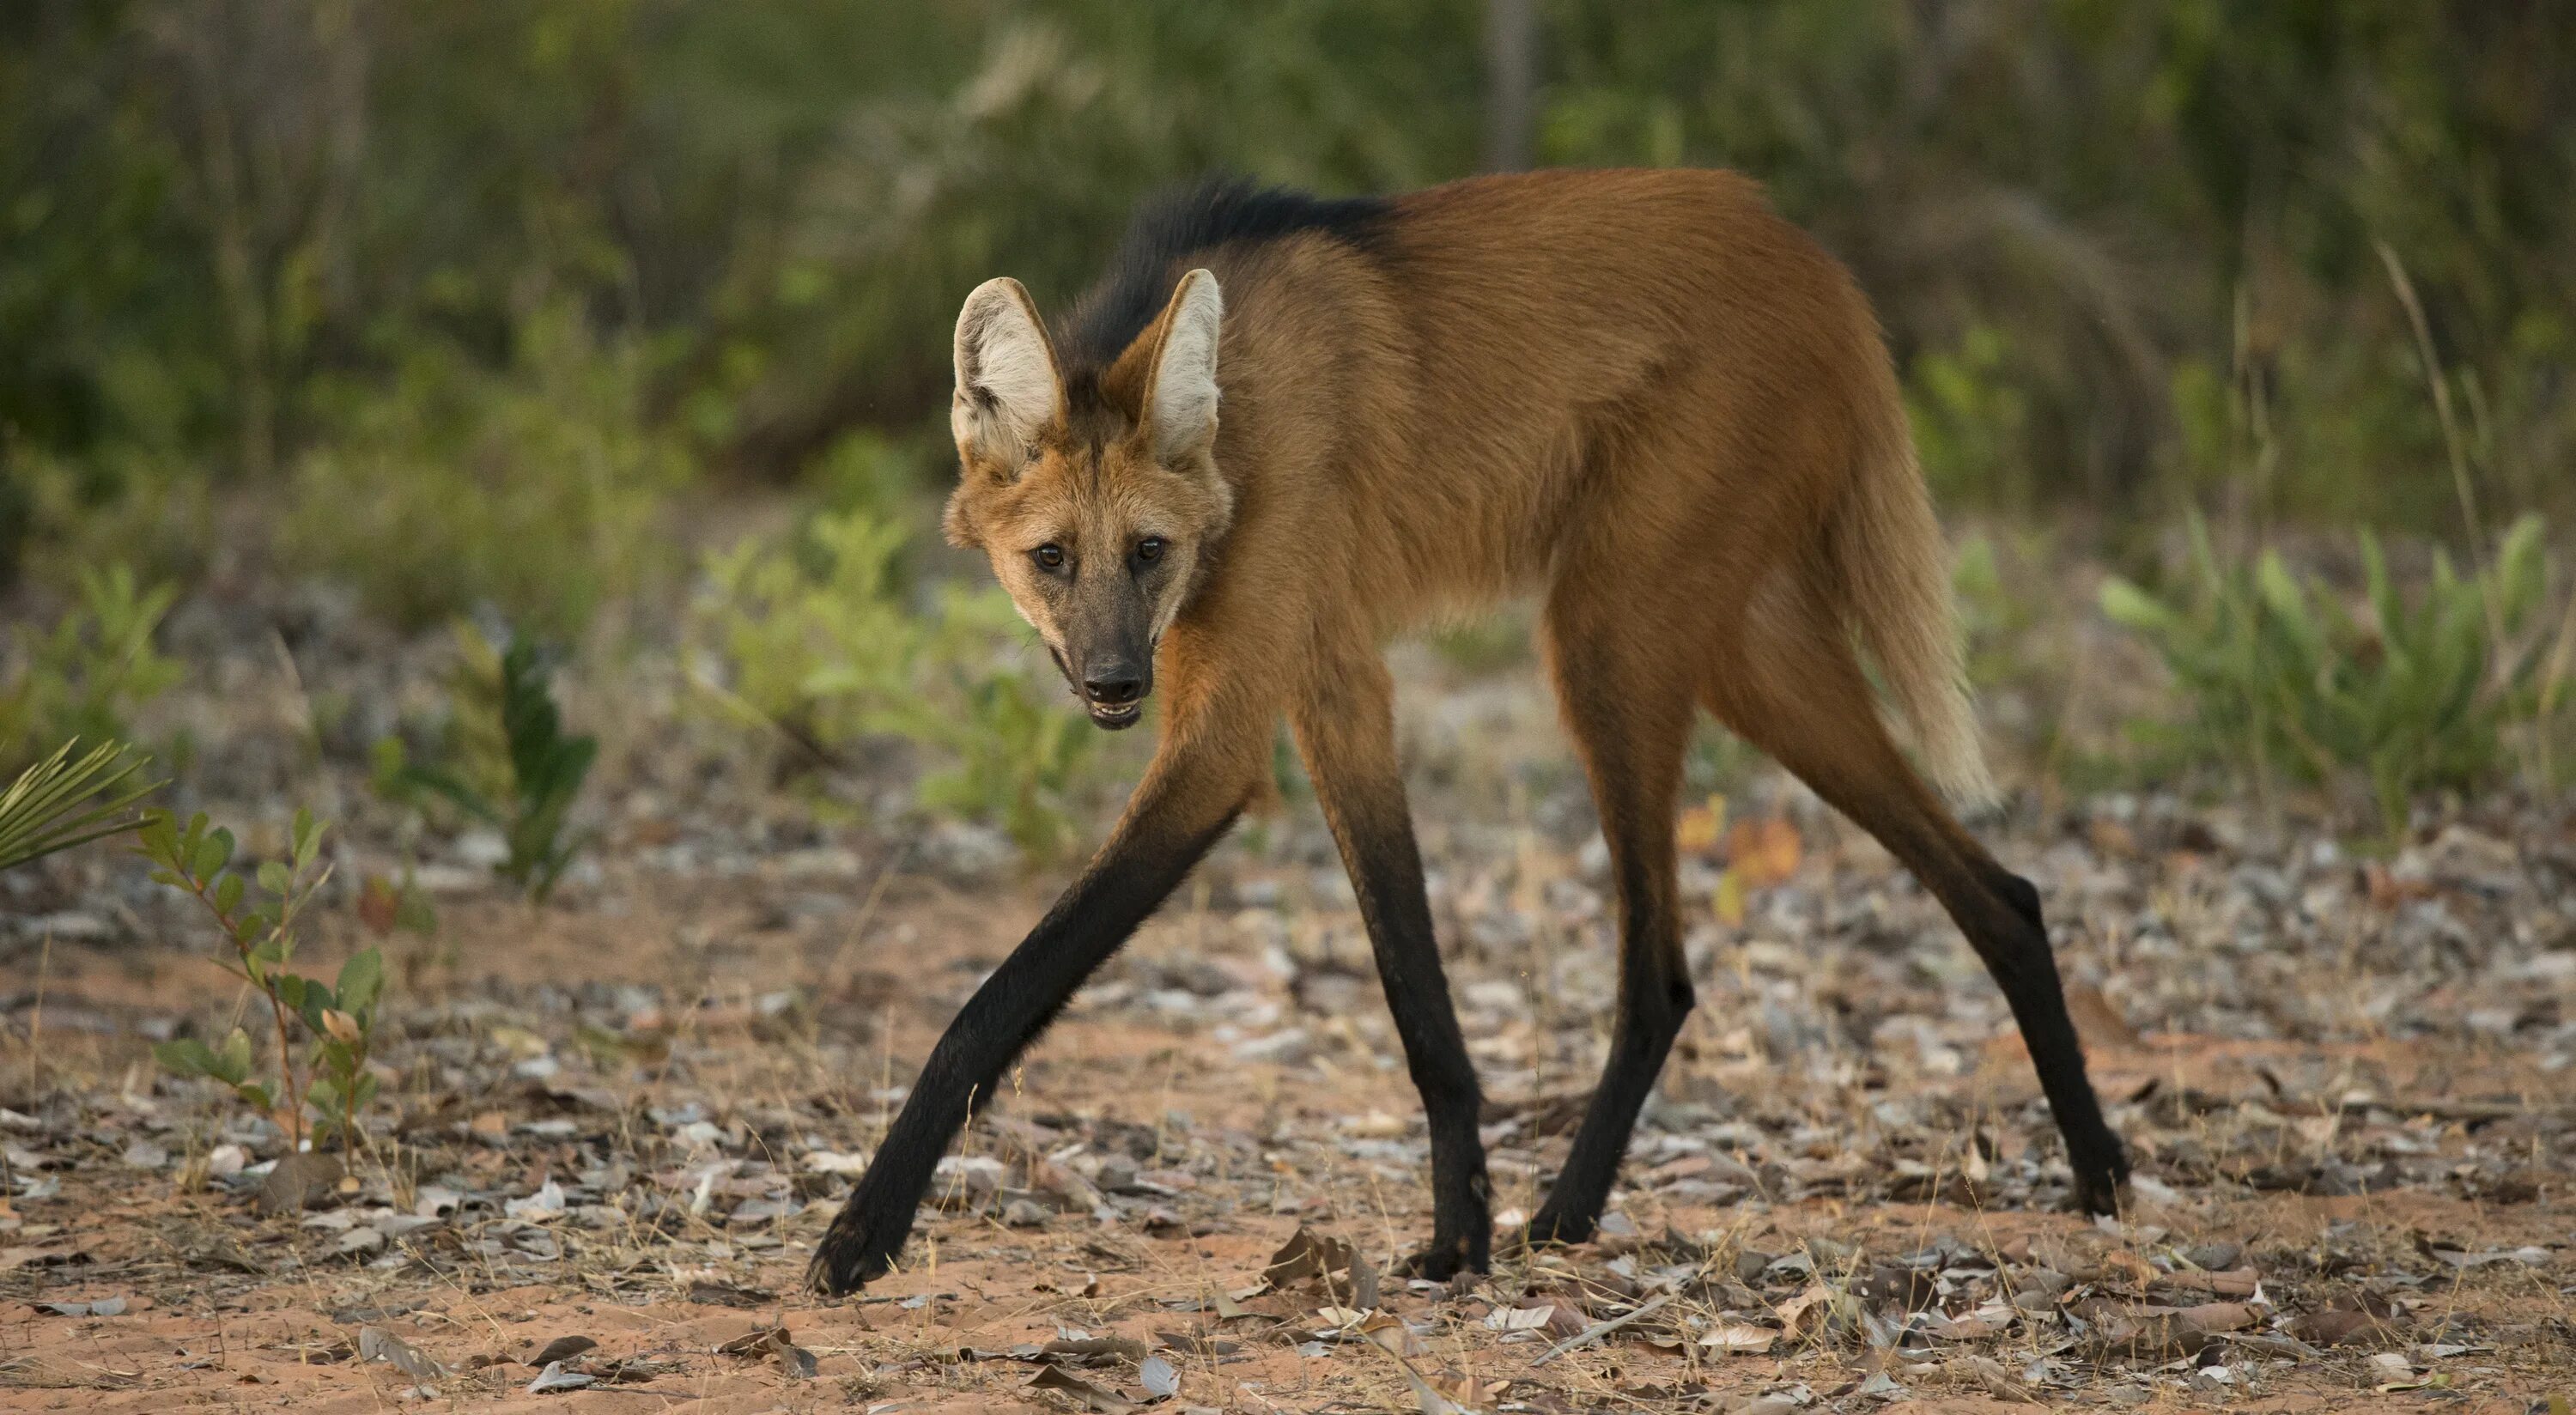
xmin=189 ymin=826 xmax=234 ymax=882
xmin=257 ymin=859 xmax=291 ymax=896
xmin=137 ymin=811 xmax=179 ymax=866
xmin=292 ymin=808 xmax=321 ymax=871
xmin=2099 ymin=577 xmax=2178 ymax=633
xmin=215 ymin=1028 xmax=255 ymax=1084
xmin=213 ymin=871 xmax=244 ymax=917
xmin=336 ymin=948 xmax=385 ymax=1018
xmin=154 ymin=1038 xmax=220 ymax=1078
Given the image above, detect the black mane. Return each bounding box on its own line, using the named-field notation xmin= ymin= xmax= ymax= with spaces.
xmin=1054 ymin=176 xmax=1391 ymax=374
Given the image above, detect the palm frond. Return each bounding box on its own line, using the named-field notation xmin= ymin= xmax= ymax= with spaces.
xmin=0 ymin=739 xmax=165 ymax=872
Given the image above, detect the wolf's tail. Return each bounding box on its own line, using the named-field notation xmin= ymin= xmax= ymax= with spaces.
xmin=1831 ymin=410 xmax=1996 ymax=810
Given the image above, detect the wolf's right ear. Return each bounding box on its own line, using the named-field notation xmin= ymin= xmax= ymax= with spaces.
xmin=951 ymin=277 xmax=1060 ymax=472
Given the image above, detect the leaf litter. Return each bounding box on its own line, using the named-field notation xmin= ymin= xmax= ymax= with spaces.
xmin=0 ymin=589 xmax=2571 ymax=1409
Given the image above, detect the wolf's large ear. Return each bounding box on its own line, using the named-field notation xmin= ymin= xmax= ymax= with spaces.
xmin=951 ymin=277 xmax=1060 ymax=471
xmin=1139 ymin=269 xmax=1223 ymax=461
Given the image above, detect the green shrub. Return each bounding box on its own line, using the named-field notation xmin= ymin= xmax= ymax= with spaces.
xmin=5 ymin=449 xmax=214 ymax=599
xmin=692 ymin=509 xmax=1099 ymax=858
xmin=1424 ymin=604 xmax=1534 ymax=677
xmin=374 ymin=625 xmax=597 ymax=902
xmin=144 ymin=808 xmax=386 ymax=1154
xmin=915 ymin=671 xmax=1097 ymax=862
xmin=696 ymin=510 xmax=922 ymax=757
xmin=1907 ymin=326 xmax=2035 ymax=510
xmin=2101 ymin=514 xmax=2561 ymax=832
xmin=282 ymin=301 xmax=689 ymax=635
xmin=0 ymin=564 xmax=182 ymax=774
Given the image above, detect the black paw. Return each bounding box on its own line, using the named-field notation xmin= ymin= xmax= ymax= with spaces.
xmin=2069 ymin=1143 xmax=2132 ymax=1218
xmin=1395 ymin=1228 xmax=1490 ymax=1284
xmin=807 ymin=1205 xmax=903 ymax=1296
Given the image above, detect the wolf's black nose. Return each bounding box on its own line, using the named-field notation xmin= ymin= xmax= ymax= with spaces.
xmin=1084 ymin=671 xmax=1144 ymax=705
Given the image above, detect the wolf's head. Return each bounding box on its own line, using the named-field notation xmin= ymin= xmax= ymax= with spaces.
xmin=939 ymin=270 xmax=1233 ymax=730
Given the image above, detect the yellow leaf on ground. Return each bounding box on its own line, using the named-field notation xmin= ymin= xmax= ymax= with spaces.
xmin=1726 ymin=817 xmax=1802 ymax=888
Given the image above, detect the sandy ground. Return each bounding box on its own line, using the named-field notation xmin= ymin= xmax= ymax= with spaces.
xmin=2 ymin=631 xmax=2573 ymax=1412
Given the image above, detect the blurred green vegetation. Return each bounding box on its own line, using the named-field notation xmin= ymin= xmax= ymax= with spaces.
xmin=2105 ymin=515 xmax=2563 ymax=834
xmin=4 ymin=2 xmax=2568 ymax=581
xmin=690 ymin=507 xmax=1105 ymax=859
xmin=0 ymin=3 xmax=2569 ymax=837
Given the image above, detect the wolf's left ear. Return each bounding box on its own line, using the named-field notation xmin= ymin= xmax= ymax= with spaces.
xmin=952 ymin=276 xmax=1061 ymax=471
xmin=1141 ymin=269 xmax=1223 ymax=461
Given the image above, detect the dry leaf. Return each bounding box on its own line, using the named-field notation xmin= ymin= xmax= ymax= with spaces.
xmin=1261 ymin=1224 xmax=1355 ymax=1290
xmin=526 ymin=1360 xmax=593 ymax=1393
xmin=1725 ymin=816 xmax=1801 ymax=886
xmin=1042 ymin=1334 xmax=1145 ymax=1363
xmin=716 ymin=1325 xmax=817 ymax=1378
xmin=1678 ymin=796 xmax=1727 ymax=855
xmin=1713 ymin=868 xmax=1747 ymax=925
xmin=1025 ymin=1363 xmax=1139 ymax=1413
xmin=1358 ymin=1309 xmax=1419 ymax=1356
xmin=1965 ymin=1355 xmax=2039 ymax=1404
xmin=2287 ymin=1309 xmax=2393 ymax=1347
xmin=1138 ymin=1353 xmax=1180 ymax=1399
xmin=358 ymin=1327 xmax=448 ymax=1382
xmin=1774 ymin=1282 xmax=1833 ymax=1337
xmin=527 ymin=1335 xmax=596 ymax=1367
xmin=2099 ymin=1249 xmax=2157 ymax=1289
xmin=2177 ymin=1302 xmax=2254 ymax=1334
xmin=1699 ymin=1322 xmax=1776 ymax=1354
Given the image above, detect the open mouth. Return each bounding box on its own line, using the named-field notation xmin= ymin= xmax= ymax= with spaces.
xmin=1086 ymin=701 xmax=1144 ymax=729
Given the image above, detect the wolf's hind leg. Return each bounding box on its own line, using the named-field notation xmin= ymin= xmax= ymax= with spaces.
xmin=1706 ymin=590 xmax=2129 ymax=1214
xmin=1521 ymin=588 xmax=1698 ymax=1247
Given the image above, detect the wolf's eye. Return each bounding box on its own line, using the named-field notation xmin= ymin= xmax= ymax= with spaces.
xmin=1135 ymin=537 xmax=1165 ymax=565
xmin=1032 ymin=544 xmax=1065 ymax=570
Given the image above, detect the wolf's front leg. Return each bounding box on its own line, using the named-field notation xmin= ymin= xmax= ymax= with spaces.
xmin=808 ymin=719 xmax=1263 ymax=1296
xmin=1290 ymin=644 xmax=1491 ymax=1280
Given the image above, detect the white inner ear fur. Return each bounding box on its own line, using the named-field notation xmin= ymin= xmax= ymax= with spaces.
xmin=1148 ymin=269 xmax=1223 ymax=459
xmin=951 ymin=277 xmax=1060 ymax=462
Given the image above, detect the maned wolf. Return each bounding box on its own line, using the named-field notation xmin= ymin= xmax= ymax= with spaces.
xmin=811 ymin=169 xmax=2128 ymax=1294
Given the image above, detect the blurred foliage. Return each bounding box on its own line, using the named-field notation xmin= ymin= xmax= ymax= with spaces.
xmin=0 ymin=564 xmax=181 ymax=774
xmin=281 ymin=301 xmax=686 ymax=634
xmin=2102 ymin=514 xmax=2565 ymax=835
xmin=692 ymin=508 xmax=1100 ymax=858
xmin=1425 ymin=604 xmax=1535 ymax=677
xmin=3 ymin=2 xmax=2572 ymax=832
xmin=374 ymin=624 xmax=598 ymax=902
xmin=1 ymin=0 xmax=2567 ymax=592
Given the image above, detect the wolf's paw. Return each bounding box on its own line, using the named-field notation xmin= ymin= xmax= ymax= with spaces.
xmin=1394 ymin=1228 xmax=1490 ymax=1284
xmin=807 ymin=1203 xmax=905 ymax=1297
xmin=2068 ymin=1143 xmax=2132 ymax=1218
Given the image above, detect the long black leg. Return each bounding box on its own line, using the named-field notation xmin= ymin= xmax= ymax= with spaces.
xmin=1291 ymin=656 xmax=1490 ymax=1278
xmin=1934 ymin=858 xmax=2129 ymax=1212
xmin=1522 ymin=669 xmax=1695 ymax=1247
xmin=1710 ymin=602 xmax=2128 ymax=1215
xmin=810 ymin=780 xmax=1243 ymax=1294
